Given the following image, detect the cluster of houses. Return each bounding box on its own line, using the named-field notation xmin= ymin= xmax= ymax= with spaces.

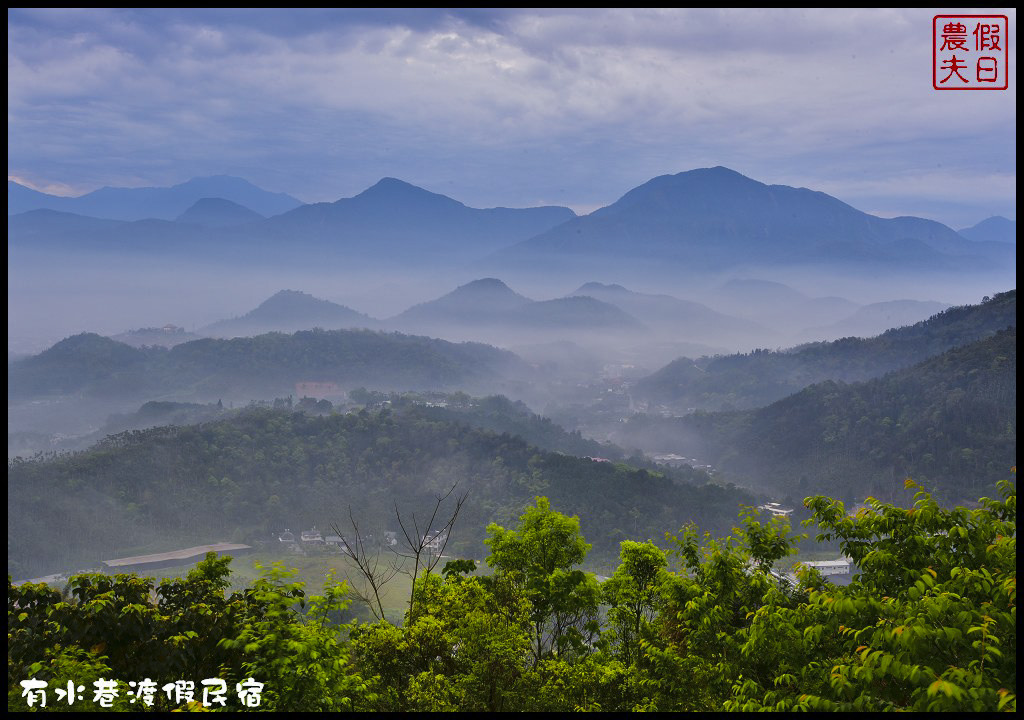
xmin=277 ymin=527 xmax=344 ymax=553
xmin=276 ymin=527 xmax=449 ymax=555
xmin=752 ymin=503 xmax=854 ymax=583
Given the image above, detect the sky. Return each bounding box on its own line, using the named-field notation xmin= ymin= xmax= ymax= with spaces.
xmin=7 ymin=8 xmax=1017 ymax=229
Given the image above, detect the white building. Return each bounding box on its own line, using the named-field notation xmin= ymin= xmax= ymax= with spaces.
xmin=422 ymin=529 xmax=449 ymax=553
xmin=758 ymin=502 xmax=794 ymax=517
xmin=800 ymin=558 xmax=853 ymax=576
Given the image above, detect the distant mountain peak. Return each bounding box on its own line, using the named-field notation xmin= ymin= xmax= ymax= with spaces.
xmin=374 ymin=176 xmax=416 ymax=189
xmin=575 ymin=281 xmax=630 ymax=294
xmin=8 ymin=174 xmax=302 ymax=220
xmin=459 ymin=277 xmax=515 ymax=291
xmin=959 ymin=216 xmax=1016 ymax=245
xmin=696 ymin=165 xmax=748 ymax=177
xmin=436 ymin=278 xmax=532 ymax=305
xmin=175 ymin=197 xmax=264 ymax=227
xmin=492 ymin=165 xmax=1015 ymax=276
xmin=199 ymin=290 xmax=374 ymax=338
xmin=249 ymin=289 xmax=367 ymax=316
xmin=351 ymin=177 xmax=465 ymax=209
xmin=269 ymin=288 xmax=308 ymax=298
xmin=600 ymin=165 xmax=770 ymax=216
xmin=391 ymin=278 xmax=533 ymax=325
xmin=668 ymin=165 xmax=759 ymax=185
xmin=260 ymin=288 xmax=316 ymax=304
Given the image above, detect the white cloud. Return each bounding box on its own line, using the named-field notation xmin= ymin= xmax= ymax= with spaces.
xmin=6 ymin=8 xmax=1016 ymax=225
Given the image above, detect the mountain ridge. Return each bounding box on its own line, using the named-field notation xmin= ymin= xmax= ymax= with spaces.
xmin=648 ymin=327 xmax=1017 ymax=503
xmin=490 ymin=166 xmax=1013 ymax=274
xmin=387 ymin=278 xmax=646 ymax=338
xmin=633 ymin=289 xmax=1016 ymax=411
xmin=8 ymin=327 xmax=529 ymax=401
xmin=8 ymin=175 xmax=302 ymax=220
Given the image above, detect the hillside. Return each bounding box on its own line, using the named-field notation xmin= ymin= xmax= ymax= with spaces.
xmin=383 ymin=392 xmax=630 ymax=461
xmin=7 ymin=333 xmax=155 ymax=397
xmin=8 ymin=407 xmax=752 ymax=579
xmin=634 ymin=290 xmax=1016 ymax=411
xmin=8 ymin=328 xmax=528 ymax=401
xmin=798 ymin=299 xmax=950 ymax=342
xmin=619 ymin=328 xmax=1016 ymax=504
xmin=570 ymin=282 xmax=769 ymax=346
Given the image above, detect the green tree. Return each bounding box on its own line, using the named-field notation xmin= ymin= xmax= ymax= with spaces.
xmin=350 ymin=571 xmax=531 ymax=711
xmin=601 ymin=540 xmax=667 ymax=666
xmin=635 ymin=508 xmax=803 ymax=711
xmin=220 ymin=563 xmax=366 ymax=711
xmin=9 ymin=477 xmax=1015 ymax=713
xmin=727 ymin=475 xmax=1017 ymax=711
xmin=485 ymin=497 xmax=600 ymax=664
xmin=8 ymin=554 xmax=367 ymax=712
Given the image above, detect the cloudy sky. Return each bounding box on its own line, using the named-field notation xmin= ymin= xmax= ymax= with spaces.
xmin=7 ymin=8 xmax=1016 ymax=228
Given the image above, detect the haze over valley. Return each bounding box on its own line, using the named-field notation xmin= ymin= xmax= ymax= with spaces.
xmin=9 ymin=167 xmax=1016 ymax=575
xmin=9 ymin=168 xmax=1012 ymax=352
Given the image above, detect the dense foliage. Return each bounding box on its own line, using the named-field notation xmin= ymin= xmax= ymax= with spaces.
xmin=9 ymin=477 xmax=1015 ymax=712
xmin=9 ymin=555 xmax=364 ymax=711
xmin=634 ymin=290 xmax=1015 ymax=411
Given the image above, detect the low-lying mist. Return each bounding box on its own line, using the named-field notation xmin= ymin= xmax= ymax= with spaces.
xmin=10 ymin=248 xmax=1006 ymax=355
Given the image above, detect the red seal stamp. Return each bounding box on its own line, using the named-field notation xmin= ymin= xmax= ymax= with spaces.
xmin=933 ymin=15 xmax=1008 ymax=90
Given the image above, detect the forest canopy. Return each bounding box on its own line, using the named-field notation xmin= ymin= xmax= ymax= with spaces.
xmin=9 ymin=475 xmax=1016 ymax=712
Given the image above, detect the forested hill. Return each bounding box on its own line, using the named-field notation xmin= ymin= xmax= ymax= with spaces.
xmin=621 ymin=327 xmax=1016 ymax=504
xmin=8 ymin=408 xmax=753 ymax=579
xmin=200 ymin=289 xmax=377 ymax=337
xmin=635 ymin=289 xmax=1016 ymax=411
xmin=8 ymin=328 xmax=527 ymax=400
xmin=389 ymin=393 xmax=630 ymax=461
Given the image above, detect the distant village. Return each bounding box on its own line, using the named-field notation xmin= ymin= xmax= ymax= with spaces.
xmin=276 ymin=526 xmax=450 ymax=557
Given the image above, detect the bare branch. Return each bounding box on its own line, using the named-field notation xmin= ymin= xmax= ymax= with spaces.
xmin=334 ymin=483 xmax=468 ymax=625
xmin=393 ymin=482 xmax=467 ymax=621
xmin=424 ymin=491 xmax=468 ymax=575
xmin=330 ymin=506 xmax=397 ymax=622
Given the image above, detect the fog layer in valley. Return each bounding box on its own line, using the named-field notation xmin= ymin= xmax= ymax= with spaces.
xmin=7 ymin=169 xmax=1016 ymax=579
